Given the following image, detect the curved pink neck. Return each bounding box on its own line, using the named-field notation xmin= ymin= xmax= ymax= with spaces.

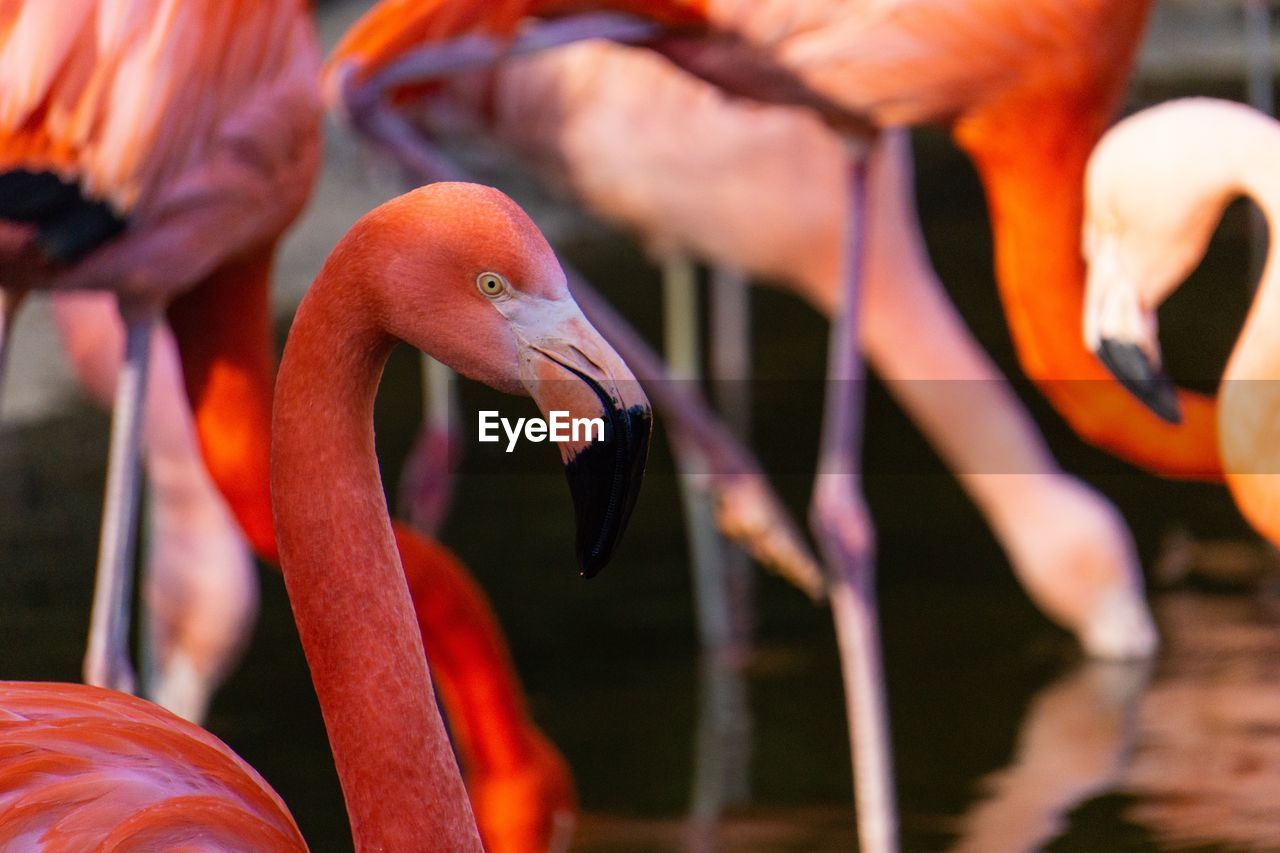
xmin=272 ymin=262 xmax=482 ymax=851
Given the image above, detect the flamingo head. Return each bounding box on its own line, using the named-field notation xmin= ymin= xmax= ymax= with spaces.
xmin=1083 ymin=98 xmax=1266 ymax=425
xmin=348 ymin=182 xmax=652 ymax=577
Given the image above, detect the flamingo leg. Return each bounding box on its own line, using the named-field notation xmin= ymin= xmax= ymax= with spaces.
xmin=708 ymin=265 xmax=755 ymax=651
xmin=662 ymin=255 xmax=754 ymax=826
xmin=139 ymin=321 xmax=258 ymax=723
xmin=811 ymin=152 xmax=897 ymax=853
xmin=399 ymin=354 xmax=462 ymax=535
xmin=54 ymin=293 xmax=259 ymax=721
xmin=567 ymin=268 xmax=822 ymax=595
xmin=663 ymin=256 xmax=737 ymax=652
xmin=83 ymin=300 xmax=161 ymax=694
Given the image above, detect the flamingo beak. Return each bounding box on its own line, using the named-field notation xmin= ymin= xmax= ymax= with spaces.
xmin=519 ymin=305 xmax=652 ymax=578
xmin=1083 ymin=257 xmax=1182 ymax=424
xmin=1093 ymin=338 xmax=1181 ymax=425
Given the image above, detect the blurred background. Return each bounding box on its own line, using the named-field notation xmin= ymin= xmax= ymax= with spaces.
xmin=2 ymin=1 xmax=1279 ymax=850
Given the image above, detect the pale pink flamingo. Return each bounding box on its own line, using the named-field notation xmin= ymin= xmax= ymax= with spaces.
xmin=329 ymin=0 xmax=1220 ymax=479
xmin=413 ymin=37 xmax=1157 ymax=661
xmin=0 ymin=0 xmax=322 ymax=693
xmin=0 ymin=181 xmax=649 ymax=851
xmin=1082 ymin=98 xmax=1280 ymax=549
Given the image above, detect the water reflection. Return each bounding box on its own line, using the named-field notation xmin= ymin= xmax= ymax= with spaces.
xmin=951 ymin=661 xmax=1149 ymax=851
xmin=955 ymin=589 xmax=1280 ymax=852
xmin=564 ymin=587 xmax=1280 ymax=852
xmin=1125 ymin=591 xmax=1280 ymax=850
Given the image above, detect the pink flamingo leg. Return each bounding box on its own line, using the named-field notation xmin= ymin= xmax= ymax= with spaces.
xmin=708 ymin=266 xmax=755 ymax=649
xmin=661 ymin=255 xmax=753 ymax=828
xmin=812 ymin=149 xmax=897 ymax=853
xmin=54 ymin=293 xmax=258 ymax=722
xmin=82 ymin=298 xmax=161 ymax=694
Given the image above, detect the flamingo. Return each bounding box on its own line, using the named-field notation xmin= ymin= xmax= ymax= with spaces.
xmin=408 ymin=37 xmax=1156 ymax=660
xmin=1082 ymin=97 xmax=1280 ymax=548
xmin=48 ymin=289 xmax=580 ymax=852
xmin=328 ymin=0 xmax=1222 ymax=482
xmin=0 ymin=181 xmax=650 ymax=851
xmin=0 ymin=0 xmax=322 ymax=694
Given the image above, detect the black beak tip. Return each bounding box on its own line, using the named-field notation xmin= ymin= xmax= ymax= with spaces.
xmin=565 ymin=403 xmax=653 ymax=579
xmin=1095 ymin=338 xmax=1183 ymax=425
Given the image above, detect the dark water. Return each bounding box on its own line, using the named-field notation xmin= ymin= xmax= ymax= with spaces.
xmin=3 ymin=79 xmax=1280 ymax=851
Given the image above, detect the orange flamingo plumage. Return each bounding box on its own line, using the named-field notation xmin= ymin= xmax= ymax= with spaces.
xmin=0 ymin=0 xmax=321 ymax=694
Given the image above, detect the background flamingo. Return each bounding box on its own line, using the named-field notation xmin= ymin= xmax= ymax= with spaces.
xmin=0 ymin=0 xmax=321 ymax=693
xmin=1083 ymin=98 xmax=1280 ymax=548
xmin=330 ymin=0 xmax=1220 ymax=482
xmin=0 ymin=182 xmax=649 ymax=851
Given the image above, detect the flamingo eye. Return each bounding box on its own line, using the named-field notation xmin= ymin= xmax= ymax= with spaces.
xmin=476 ymin=272 xmax=508 ymax=298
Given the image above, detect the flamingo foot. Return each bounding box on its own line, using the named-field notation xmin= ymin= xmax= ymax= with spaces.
xmin=1079 ymin=587 xmax=1158 ymax=661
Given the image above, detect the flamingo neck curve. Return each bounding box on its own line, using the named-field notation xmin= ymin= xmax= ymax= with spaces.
xmin=1219 ymin=135 xmax=1280 ymax=502
xmin=951 ymin=4 xmax=1221 ymax=482
xmin=271 ymin=256 xmax=482 ymax=852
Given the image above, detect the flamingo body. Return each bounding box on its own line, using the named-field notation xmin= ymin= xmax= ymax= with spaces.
xmin=0 ymin=0 xmax=322 ymax=694
xmin=0 ymin=682 xmax=302 ymax=851
xmin=332 ymin=0 xmax=1221 ymax=480
xmin=0 ymin=0 xmax=320 ymax=290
